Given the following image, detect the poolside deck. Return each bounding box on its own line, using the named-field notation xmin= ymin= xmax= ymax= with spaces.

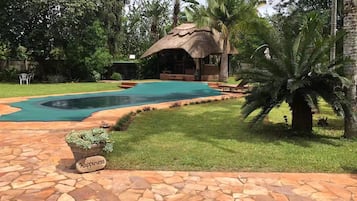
xmin=0 ymin=94 xmax=357 ymax=200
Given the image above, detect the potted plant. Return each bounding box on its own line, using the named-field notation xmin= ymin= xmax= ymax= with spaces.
xmin=65 ymin=128 xmax=114 ymax=164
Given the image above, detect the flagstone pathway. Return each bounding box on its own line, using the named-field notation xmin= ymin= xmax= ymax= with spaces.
xmin=0 ymin=95 xmax=357 ymax=201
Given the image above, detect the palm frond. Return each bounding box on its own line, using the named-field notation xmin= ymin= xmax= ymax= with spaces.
xmin=303 ymin=92 xmax=319 ymax=112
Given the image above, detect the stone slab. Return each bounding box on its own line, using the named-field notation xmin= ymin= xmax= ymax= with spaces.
xmin=75 ymin=156 xmax=106 ymax=173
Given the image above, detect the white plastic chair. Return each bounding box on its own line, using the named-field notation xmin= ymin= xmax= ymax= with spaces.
xmin=28 ymin=72 xmax=34 ymax=84
xmin=19 ymin=73 xmax=29 ymax=85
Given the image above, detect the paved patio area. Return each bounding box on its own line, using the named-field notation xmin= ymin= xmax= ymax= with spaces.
xmin=1 ymin=95 xmax=357 ymax=201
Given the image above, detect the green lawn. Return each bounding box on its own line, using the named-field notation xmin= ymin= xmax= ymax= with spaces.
xmin=0 ymin=82 xmax=119 ymax=98
xmin=107 ymin=98 xmax=357 ymax=173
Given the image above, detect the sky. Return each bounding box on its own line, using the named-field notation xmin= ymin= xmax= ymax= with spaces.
xmin=257 ymin=0 xmax=280 ymax=16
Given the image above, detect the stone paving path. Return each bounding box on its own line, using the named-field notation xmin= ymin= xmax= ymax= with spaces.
xmin=1 ymin=95 xmax=357 ymax=201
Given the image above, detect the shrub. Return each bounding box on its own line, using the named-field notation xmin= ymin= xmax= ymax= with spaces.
xmin=65 ymin=128 xmax=113 ymax=153
xmin=112 ymin=112 xmax=136 ymax=131
xmin=92 ymin=70 xmax=101 ymax=81
xmin=111 ymin=72 xmax=122 ymax=80
xmin=0 ymin=68 xmax=19 ymax=82
xmin=169 ymin=102 xmax=181 ymax=108
xmin=47 ymin=75 xmax=66 ymax=83
xmin=142 ymin=107 xmax=151 ymax=112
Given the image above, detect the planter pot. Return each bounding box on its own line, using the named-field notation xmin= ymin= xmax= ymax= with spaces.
xmin=68 ymin=143 xmax=104 ymax=168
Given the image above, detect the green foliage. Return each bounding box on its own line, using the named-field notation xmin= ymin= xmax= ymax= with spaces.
xmin=84 ymin=47 xmax=113 ymax=75
xmin=98 ymin=0 xmax=125 ymax=57
xmin=0 ymin=0 xmax=172 ymax=80
xmin=0 ymin=42 xmax=10 ymax=60
xmin=120 ymin=0 xmax=171 ymax=58
xmin=137 ymin=55 xmax=161 ymax=79
xmin=91 ymin=71 xmax=101 ymax=82
xmin=110 ymin=72 xmax=122 ymax=80
xmin=237 ymin=12 xmax=350 ymax=129
xmin=112 ymin=112 xmax=136 ymax=131
xmin=65 ymin=128 xmax=113 ymax=153
xmin=49 ymin=47 xmax=65 ymax=60
xmin=276 ymin=0 xmax=341 ymax=15
xmin=65 ymin=20 xmax=112 ymax=80
xmin=0 ymin=68 xmax=19 ymax=82
xmin=16 ymin=45 xmax=28 ymax=60
xmin=273 ymin=0 xmax=343 ymax=58
xmin=0 ymin=0 xmax=99 ymax=59
xmin=46 ymin=75 xmax=66 ymax=83
xmin=141 ymin=0 xmax=171 ymax=41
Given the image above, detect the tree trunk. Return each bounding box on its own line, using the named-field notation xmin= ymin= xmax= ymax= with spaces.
xmin=173 ymin=0 xmax=180 ymax=28
xmin=291 ymin=93 xmax=313 ymax=132
xmin=219 ymin=38 xmax=229 ymax=82
xmin=330 ymin=0 xmax=337 ymax=61
xmin=343 ymin=0 xmax=357 ymax=138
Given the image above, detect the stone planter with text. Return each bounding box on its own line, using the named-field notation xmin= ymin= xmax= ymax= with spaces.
xmin=65 ymin=128 xmax=113 ymax=171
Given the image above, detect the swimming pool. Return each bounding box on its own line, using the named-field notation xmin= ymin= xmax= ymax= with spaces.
xmin=0 ymin=81 xmax=221 ymax=121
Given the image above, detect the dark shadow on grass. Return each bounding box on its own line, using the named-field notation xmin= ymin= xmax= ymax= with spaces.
xmin=342 ymin=166 xmax=357 ymax=174
xmin=256 ymin=125 xmax=345 ymax=148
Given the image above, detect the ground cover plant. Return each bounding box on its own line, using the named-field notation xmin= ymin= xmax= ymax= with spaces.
xmin=0 ymin=82 xmax=119 ymax=98
xmin=107 ymin=98 xmax=357 ymax=173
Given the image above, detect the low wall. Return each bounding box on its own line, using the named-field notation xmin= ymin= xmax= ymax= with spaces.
xmin=160 ymin=73 xmax=218 ymax=81
xmin=160 ymin=73 xmax=195 ymax=81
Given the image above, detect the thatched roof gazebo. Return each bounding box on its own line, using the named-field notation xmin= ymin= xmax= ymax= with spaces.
xmin=141 ymin=23 xmax=237 ymax=81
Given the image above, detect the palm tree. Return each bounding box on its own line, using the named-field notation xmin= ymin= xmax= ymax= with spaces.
xmin=142 ymin=0 xmax=170 ymax=42
xmin=99 ymin=0 xmax=125 ymax=57
xmin=173 ymin=0 xmax=199 ymax=27
xmin=237 ymin=12 xmax=351 ymax=133
xmin=330 ymin=0 xmax=337 ymax=61
xmin=343 ymin=0 xmax=357 ymax=138
xmin=173 ymin=0 xmax=180 ymax=27
xmin=185 ymin=0 xmax=258 ymax=82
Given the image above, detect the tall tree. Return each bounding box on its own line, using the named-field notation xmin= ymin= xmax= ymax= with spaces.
xmin=0 ymin=0 xmax=98 ymax=60
xmin=98 ymin=0 xmax=125 ymax=58
xmin=172 ymin=0 xmax=199 ymax=27
xmin=237 ymin=12 xmax=351 ymax=133
xmin=186 ymin=0 xmax=259 ymax=82
xmin=330 ymin=0 xmax=337 ymax=61
xmin=141 ymin=0 xmax=170 ymax=42
xmin=120 ymin=0 xmax=171 ymax=58
xmin=343 ymin=0 xmax=357 ymax=138
xmin=65 ymin=20 xmax=112 ymax=80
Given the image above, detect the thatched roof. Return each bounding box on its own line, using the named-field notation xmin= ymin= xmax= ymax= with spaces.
xmin=141 ymin=23 xmax=238 ymax=59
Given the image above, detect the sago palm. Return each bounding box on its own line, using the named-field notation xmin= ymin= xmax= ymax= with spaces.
xmin=237 ymin=12 xmax=351 ymax=133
